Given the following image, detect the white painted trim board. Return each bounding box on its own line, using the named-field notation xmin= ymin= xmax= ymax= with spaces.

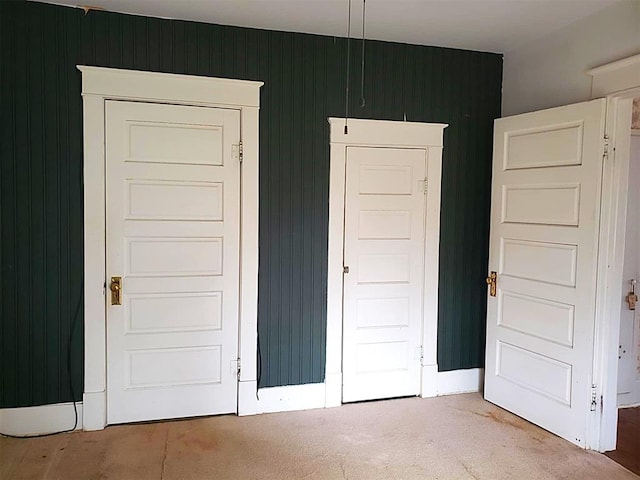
xmin=1 ymin=368 xmax=482 ymax=435
xmin=436 ymin=368 xmax=484 ymax=396
xmin=244 ymin=369 xmax=484 ymax=417
xmin=0 ymin=402 xmax=83 ymax=436
xmin=588 ymin=54 xmax=640 ymax=98
xmin=256 ymin=384 xmax=327 ymax=414
xmin=589 ymin=54 xmax=640 ymax=451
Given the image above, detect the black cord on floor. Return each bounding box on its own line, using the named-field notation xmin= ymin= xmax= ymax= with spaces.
xmin=1 ymin=284 xmax=83 ymax=439
xmin=256 ymin=330 xmax=262 ymax=401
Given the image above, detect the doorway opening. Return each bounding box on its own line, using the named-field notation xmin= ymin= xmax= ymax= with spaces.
xmin=605 ymin=98 xmax=640 ymax=476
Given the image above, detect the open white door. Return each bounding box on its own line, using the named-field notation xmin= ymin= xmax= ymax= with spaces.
xmin=342 ymin=146 xmax=426 ymax=402
xmin=484 ymin=99 xmax=606 ymax=447
xmin=106 ymin=100 xmax=241 ymax=424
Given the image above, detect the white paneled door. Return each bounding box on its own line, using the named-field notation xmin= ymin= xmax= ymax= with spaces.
xmin=484 ymin=99 xmax=606 ymax=447
xmin=342 ymin=146 xmax=426 ymax=402
xmin=106 ymin=100 xmax=240 ymax=424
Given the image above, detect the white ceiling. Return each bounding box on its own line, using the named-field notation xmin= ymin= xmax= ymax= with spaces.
xmin=40 ymin=0 xmax=622 ymax=53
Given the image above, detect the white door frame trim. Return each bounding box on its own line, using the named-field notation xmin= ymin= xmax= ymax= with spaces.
xmin=78 ymin=66 xmax=263 ymax=430
xmin=325 ymin=118 xmax=447 ymax=406
xmin=588 ymin=55 xmax=640 ymax=451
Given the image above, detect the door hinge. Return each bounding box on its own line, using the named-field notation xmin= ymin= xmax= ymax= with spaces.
xmin=590 ymin=385 xmax=598 ymax=412
xmin=603 ymin=134 xmax=610 ymax=161
xmin=232 ymin=358 xmax=241 ymax=380
xmin=421 ymin=178 xmax=428 ymax=194
xmin=415 ymin=345 xmax=424 ymax=362
xmin=233 ymin=143 xmax=244 ymax=163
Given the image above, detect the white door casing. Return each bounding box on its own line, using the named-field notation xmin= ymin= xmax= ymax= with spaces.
xmin=342 ymin=146 xmax=427 ymax=402
xmin=326 ymin=118 xmax=447 ymax=407
xmin=106 ymin=101 xmax=240 ymax=423
xmin=484 ymin=99 xmax=606 ymax=448
xmin=588 ymin=55 xmax=640 ymax=451
xmin=79 ymin=66 xmax=262 ymax=430
xmin=617 ymin=133 xmax=640 ymax=406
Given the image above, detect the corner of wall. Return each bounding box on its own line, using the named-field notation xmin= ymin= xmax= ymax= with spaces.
xmin=502 ymin=1 xmax=640 ymax=116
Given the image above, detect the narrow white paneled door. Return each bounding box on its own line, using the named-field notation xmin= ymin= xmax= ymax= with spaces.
xmin=484 ymin=99 xmax=606 ymax=447
xmin=342 ymin=147 xmax=426 ymax=402
xmin=106 ymin=100 xmax=240 ymax=424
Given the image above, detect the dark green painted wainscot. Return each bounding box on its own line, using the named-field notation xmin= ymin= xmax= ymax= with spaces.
xmin=0 ymin=0 xmax=502 ymax=408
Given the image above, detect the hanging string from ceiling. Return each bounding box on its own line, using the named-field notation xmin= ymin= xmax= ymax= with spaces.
xmin=344 ymin=0 xmax=352 ymax=134
xmin=360 ymin=0 xmax=366 ymax=108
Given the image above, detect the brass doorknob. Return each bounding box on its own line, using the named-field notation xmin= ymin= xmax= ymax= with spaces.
xmin=486 ymin=271 xmax=497 ymax=297
xmin=110 ymin=276 xmax=122 ymax=305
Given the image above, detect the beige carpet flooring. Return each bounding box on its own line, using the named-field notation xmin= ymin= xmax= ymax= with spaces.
xmin=1 ymin=393 xmax=637 ymax=480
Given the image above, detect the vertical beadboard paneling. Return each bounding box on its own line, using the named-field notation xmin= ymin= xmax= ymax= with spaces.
xmin=1 ymin=2 xmax=84 ymax=407
xmin=1 ymin=0 xmax=18 ymax=407
xmin=0 ymin=1 xmax=501 ymax=407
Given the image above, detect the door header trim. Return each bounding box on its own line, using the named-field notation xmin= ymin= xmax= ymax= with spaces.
xmin=328 ymin=117 xmax=447 ymax=147
xmin=587 ymin=54 xmax=640 ymax=98
xmin=78 ymin=66 xmax=263 ymax=107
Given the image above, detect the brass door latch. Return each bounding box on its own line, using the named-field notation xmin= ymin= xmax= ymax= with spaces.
xmin=110 ymin=276 xmax=122 ymax=305
xmin=486 ymin=271 xmax=497 ymax=297
xmin=627 ymin=279 xmax=637 ymax=310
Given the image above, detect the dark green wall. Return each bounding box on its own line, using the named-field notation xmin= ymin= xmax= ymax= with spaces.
xmin=0 ymin=1 xmax=501 ymax=408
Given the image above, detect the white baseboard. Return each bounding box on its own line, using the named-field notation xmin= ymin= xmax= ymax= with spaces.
xmin=256 ymin=383 xmax=326 ymax=414
xmin=436 ymin=368 xmax=484 ymax=396
xmin=617 ymin=392 xmax=640 ymax=409
xmin=252 ymin=369 xmax=483 ymax=416
xmin=324 ymin=373 xmax=342 ymax=407
xmin=617 ymin=388 xmax=640 ymax=408
xmin=82 ymin=390 xmax=106 ymax=431
xmin=0 ymin=402 xmax=83 ymax=436
xmin=0 ymin=369 xmax=482 ymax=434
xmin=238 ymin=380 xmax=258 ymax=416
xmin=421 ymin=364 xmax=439 ymax=398
xmin=249 ymin=368 xmax=483 ymax=415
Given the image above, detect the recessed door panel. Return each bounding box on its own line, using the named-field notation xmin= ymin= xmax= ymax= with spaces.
xmin=504 ymin=123 xmax=583 ymax=170
xmin=496 ymin=341 xmax=572 ymax=405
xmin=127 ymin=181 xmax=223 ymax=221
xmin=498 ymin=291 xmax=574 ymax=346
xmin=358 ymin=210 xmax=412 ymax=239
xmin=127 ymin=238 xmax=223 ymax=276
xmin=356 ymin=297 xmax=410 ymax=329
xmin=128 ymin=122 xmax=223 ymax=165
xmin=500 ymin=239 xmax=577 ymax=287
xmin=126 ymin=346 xmax=223 ymax=388
xmin=501 ymin=183 xmax=580 ymax=226
xmin=127 ymin=292 xmax=223 ymax=333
